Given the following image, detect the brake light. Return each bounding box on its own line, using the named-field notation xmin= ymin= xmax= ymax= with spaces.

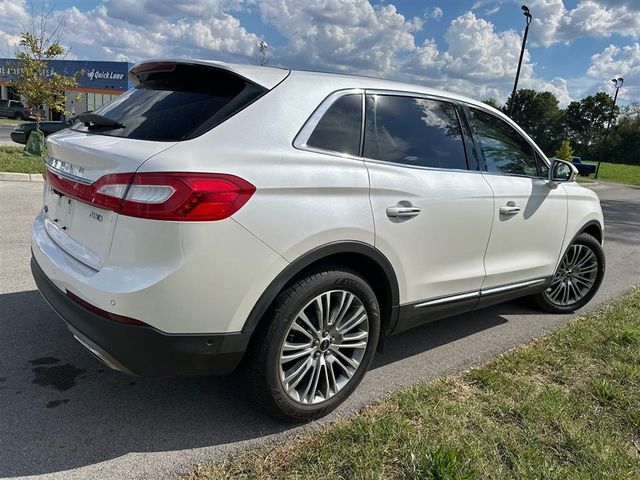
xmin=44 ymin=170 xmax=255 ymax=221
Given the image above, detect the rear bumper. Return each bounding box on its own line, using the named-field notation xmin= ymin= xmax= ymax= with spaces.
xmin=31 ymin=255 xmax=250 ymax=376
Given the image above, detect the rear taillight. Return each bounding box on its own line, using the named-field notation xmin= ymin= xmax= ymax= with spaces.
xmin=44 ymin=170 xmax=255 ymax=221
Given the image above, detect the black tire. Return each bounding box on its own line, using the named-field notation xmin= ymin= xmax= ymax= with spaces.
xmin=246 ymin=268 xmax=380 ymax=422
xmin=534 ymin=233 xmax=605 ymax=313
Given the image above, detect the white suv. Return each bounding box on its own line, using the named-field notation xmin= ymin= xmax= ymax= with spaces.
xmin=31 ymin=60 xmax=605 ymax=421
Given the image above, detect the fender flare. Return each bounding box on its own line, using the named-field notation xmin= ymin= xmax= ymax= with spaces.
xmin=241 ymin=241 xmax=400 ymax=334
xmin=576 ymin=219 xmax=604 ymax=244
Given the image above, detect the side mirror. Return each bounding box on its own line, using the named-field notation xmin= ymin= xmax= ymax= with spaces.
xmin=548 ymin=158 xmax=578 ymax=186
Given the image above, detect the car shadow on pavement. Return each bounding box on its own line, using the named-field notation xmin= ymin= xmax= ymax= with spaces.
xmin=0 ymin=288 xmax=534 ymax=478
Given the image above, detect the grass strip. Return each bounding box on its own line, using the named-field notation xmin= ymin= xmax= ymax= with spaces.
xmin=185 ymin=288 xmax=640 ymax=479
xmin=595 ymin=162 xmax=640 ymax=186
xmin=0 ymin=146 xmax=44 ymax=174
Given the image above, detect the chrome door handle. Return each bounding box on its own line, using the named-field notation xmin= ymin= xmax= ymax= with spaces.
xmin=499 ymin=205 xmax=521 ymax=216
xmin=386 ymin=205 xmax=421 ymax=218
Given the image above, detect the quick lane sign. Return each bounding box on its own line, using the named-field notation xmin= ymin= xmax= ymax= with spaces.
xmin=0 ymin=58 xmax=134 ymax=92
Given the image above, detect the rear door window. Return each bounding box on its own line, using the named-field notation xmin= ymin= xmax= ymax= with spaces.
xmin=72 ymin=63 xmax=266 ymax=142
xmin=306 ymin=94 xmax=362 ymax=156
xmin=363 ymin=95 xmax=468 ymax=170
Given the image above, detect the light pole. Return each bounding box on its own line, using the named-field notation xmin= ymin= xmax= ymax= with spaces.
xmin=595 ymin=77 xmax=623 ymax=179
xmin=508 ymin=5 xmax=533 ymax=119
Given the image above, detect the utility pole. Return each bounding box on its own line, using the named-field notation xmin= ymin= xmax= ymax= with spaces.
xmin=595 ymin=77 xmax=624 ymax=179
xmin=509 ymin=5 xmax=533 ymax=119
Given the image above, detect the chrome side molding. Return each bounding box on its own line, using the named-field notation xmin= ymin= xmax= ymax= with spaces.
xmin=414 ymin=277 xmax=547 ymax=309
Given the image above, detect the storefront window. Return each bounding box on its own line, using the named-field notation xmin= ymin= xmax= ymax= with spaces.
xmin=87 ymin=93 xmax=115 ymax=112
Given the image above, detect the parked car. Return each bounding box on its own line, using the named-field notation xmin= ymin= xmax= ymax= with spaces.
xmin=572 ymin=156 xmax=597 ymax=176
xmin=31 ymin=60 xmax=606 ymax=421
xmin=11 ymin=119 xmax=73 ymax=144
xmin=0 ymin=99 xmax=33 ymax=120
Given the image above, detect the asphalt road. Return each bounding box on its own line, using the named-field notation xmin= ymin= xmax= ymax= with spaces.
xmin=0 ymin=125 xmax=16 ymax=145
xmin=1 ymin=180 xmax=639 ymax=480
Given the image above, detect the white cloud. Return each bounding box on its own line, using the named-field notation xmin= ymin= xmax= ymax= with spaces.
xmin=3 ymin=0 xmax=638 ymax=105
xmin=402 ymin=12 xmax=572 ymax=105
xmin=1 ymin=0 xmax=262 ymax=63
xmin=426 ymin=6 xmax=443 ymax=20
xmin=524 ymin=0 xmax=640 ymax=47
xmin=257 ymin=0 xmax=422 ymax=73
xmin=584 ymin=42 xmax=640 ymax=101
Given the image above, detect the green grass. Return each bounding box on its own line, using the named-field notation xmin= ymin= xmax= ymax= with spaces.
xmin=185 ymin=289 xmax=640 ymax=480
xmin=0 ymin=118 xmax=26 ymax=127
xmin=0 ymin=146 xmax=44 ymax=174
xmin=595 ymin=162 xmax=640 ymax=186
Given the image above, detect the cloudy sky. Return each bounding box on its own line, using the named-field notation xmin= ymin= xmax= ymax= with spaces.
xmin=0 ymin=0 xmax=638 ymax=105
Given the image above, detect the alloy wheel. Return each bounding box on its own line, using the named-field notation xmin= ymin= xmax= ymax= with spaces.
xmin=545 ymin=243 xmax=599 ymax=306
xmin=278 ymin=290 xmax=369 ymax=405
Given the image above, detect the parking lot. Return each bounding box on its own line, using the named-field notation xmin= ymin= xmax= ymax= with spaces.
xmin=1 ymin=180 xmax=639 ymax=480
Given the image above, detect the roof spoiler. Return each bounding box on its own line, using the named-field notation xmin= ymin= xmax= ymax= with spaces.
xmin=129 ymin=59 xmax=290 ymax=90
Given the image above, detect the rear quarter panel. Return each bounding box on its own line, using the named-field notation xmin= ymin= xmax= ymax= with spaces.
xmin=140 ymin=72 xmax=375 ymax=262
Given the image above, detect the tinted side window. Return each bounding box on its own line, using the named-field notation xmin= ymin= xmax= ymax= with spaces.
xmin=470 ymin=109 xmax=538 ymax=177
xmin=306 ymin=94 xmax=362 ymax=156
xmin=363 ymin=95 xmax=467 ymax=170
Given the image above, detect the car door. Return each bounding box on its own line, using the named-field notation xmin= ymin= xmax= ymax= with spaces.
xmin=363 ymin=92 xmax=494 ymax=332
xmin=467 ymin=106 xmax=567 ymax=292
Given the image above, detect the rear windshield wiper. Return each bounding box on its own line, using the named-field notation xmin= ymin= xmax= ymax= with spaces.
xmin=73 ymin=113 xmax=125 ymax=129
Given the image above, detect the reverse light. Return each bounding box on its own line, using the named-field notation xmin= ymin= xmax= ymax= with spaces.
xmin=44 ymin=170 xmax=256 ymax=221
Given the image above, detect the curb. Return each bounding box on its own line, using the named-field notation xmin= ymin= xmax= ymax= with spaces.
xmin=0 ymin=172 xmax=44 ymax=182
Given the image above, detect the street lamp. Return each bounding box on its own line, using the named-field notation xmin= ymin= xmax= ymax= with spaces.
xmin=595 ymin=77 xmax=624 ymax=179
xmin=508 ymin=5 xmax=533 ymax=118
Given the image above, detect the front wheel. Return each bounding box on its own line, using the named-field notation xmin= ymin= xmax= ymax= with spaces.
xmin=534 ymin=233 xmax=605 ymax=313
xmin=246 ymin=269 xmax=380 ymax=422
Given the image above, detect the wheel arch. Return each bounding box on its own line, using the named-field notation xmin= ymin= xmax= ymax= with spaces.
xmin=242 ymin=241 xmax=400 ymax=348
xmin=578 ymin=220 xmax=603 ymax=244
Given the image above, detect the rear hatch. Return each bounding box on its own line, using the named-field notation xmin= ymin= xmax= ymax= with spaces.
xmin=43 ymin=60 xmax=287 ymax=271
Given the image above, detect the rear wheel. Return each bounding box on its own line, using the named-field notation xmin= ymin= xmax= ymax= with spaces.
xmin=247 ymin=269 xmax=380 ymax=421
xmin=534 ymin=233 xmax=604 ymax=313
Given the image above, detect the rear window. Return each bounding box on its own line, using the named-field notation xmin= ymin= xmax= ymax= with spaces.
xmin=306 ymin=94 xmax=362 ymax=156
xmin=72 ymin=63 xmax=266 ymax=142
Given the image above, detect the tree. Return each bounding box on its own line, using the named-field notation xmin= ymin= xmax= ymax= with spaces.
xmin=13 ymin=8 xmax=80 ymax=127
xmin=603 ymin=105 xmax=640 ymax=165
xmin=503 ymin=89 xmax=564 ymax=154
xmin=564 ymin=92 xmax=618 ymax=155
xmin=554 ymin=138 xmax=574 ymax=161
xmin=482 ymin=98 xmax=501 ymax=109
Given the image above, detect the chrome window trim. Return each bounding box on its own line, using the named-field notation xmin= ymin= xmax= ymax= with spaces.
xmin=362 ymin=157 xmax=482 ymax=175
xmin=293 ymin=88 xmax=480 ymax=174
xmin=293 ymin=88 xmax=365 ymax=160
